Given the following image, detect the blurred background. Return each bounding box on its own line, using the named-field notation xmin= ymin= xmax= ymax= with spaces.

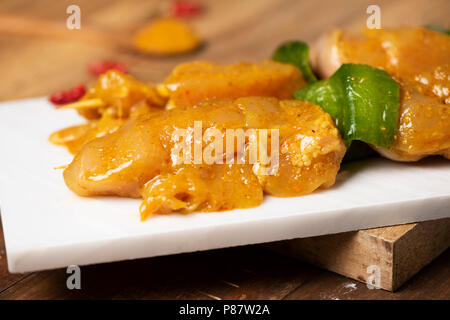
xmin=0 ymin=0 xmax=448 ymax=101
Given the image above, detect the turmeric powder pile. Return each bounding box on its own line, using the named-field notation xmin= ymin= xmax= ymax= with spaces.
xmin=133 ymin=18 xmax=201 ymax=55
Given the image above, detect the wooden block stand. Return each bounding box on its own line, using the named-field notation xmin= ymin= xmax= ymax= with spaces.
xmin=269 ymin=218 xmax=450 ymax=291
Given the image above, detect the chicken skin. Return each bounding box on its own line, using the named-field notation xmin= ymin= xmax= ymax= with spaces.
xmin=313 ymin=27 xmax=450 ymax=161
xmin=63 ymin=97 xmax=345 ymax=220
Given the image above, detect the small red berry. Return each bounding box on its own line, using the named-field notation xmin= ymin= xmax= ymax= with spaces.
xmin=170 ymin=1 xmax=204 ymax=18
xmin=88 ymin=60 xmax=128 ymax=75
xmin=49 ymin=84 xmax=86 ymax=105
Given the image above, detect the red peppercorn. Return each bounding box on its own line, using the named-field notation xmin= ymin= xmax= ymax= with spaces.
xmin=88 ymin=60 xmax=128 ymax=76
xmin=49 ymin=84 xmax=86 ymax=105
xmin=170 ymin=0 xmax=204 ymax=18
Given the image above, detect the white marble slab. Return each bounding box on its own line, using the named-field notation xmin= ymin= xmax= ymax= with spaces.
xmin=0 ymin=98 xmax=449 ymax=273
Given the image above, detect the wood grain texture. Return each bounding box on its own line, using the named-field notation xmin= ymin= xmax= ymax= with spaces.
xmin=268 ymin=219 xmax=450 ymax=291
xmin=1 ymin=0 xmax=449 ymax=101
xmin=0 ymin=220 xmax=30 ymax=291
xmin=393 ymin=220 xmax=450 ymax=290
xmin=0 ymin=0 xmax=449 ymax=299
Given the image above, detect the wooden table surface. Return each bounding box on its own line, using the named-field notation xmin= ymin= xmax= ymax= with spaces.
xmin=0 ymin=0 xmax=449 ymax=300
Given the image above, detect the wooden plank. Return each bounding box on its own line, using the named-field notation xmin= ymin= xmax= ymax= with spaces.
xmin=393 ymin=220 xmax=450 ymax=290
xmin=0 ymin=219 xmax=30 ymax=292
xmin=284 ymin=249 xmax=450 ymax=300
xmin=268 ymin=219 xmax=450 ymax=291
xmin=1 ymin=238 xmax=448 ymax=300
xmin=0 ymin=247 xmax=316 ymax=300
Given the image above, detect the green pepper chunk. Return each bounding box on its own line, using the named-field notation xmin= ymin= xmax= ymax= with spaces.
xmin=295 ymin=64 xmax=400 ymax=149
xmin=425 ymin=25 xmax=450 ymax=35
xmin=272 ymin=41 xmax=318 ymax=83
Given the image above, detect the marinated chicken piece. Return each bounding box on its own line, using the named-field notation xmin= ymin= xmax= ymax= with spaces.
xmin=162 ymin=61 xmax=306 ymax=108
xmin=49 ymin=71 xmax=167 ymax=154
xmin=78 ymin=70 xmax=167 ymax=119
xmin=63 ymin=97 xmax=345 ymax=220
xmin=375 ymin=85 xmax=449 ymax=161
xmin=140 ymin=165 xmax=264 ymax=218
xmin=313 ymin=27 xmax=450 ymax=161
xmin=49 ymin=102 xmax=159 ymax=155
xmin=49 ymin=115 xmax=123 ymax=155
xmin=51 ymin=62 xmax=305 ymax=153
